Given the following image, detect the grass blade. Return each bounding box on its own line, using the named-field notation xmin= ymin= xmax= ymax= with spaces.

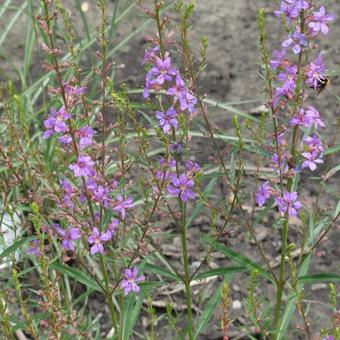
xmin=144 ymin=262 xmax=182 ymax=282
xmin=22 ymin=0 xmax=36 ymax=85
xmin=50 ymin=261 xmax=102 ymax=292
xmin=0 ymin=2 xmax=27 ymax=47
xmin=277 ymin=255 xmax=311 ymax=339
xmin=0 ymin=0 xmax=13 ymax=20
xmin=193 ymin=266 xmax=247 ymax=281
xmin=121 ymin=288 xmax=145 ymax=340
xmin=0 ymin=236 xmax=35 ymax=261
xmin=298 ymin=273 xmax=340 ymax=284
xmin=203 ymin=235 xmax=273 ymax=282
xmin=203 ymin=97 xmax=259 ymax=123
xmin=194 ymin=276 xmax=231 ymax=339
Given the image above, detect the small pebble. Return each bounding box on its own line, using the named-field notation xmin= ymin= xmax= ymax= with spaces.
xmin=311 ymin=283 xmax=327 ymax=291
xmin=81 ymin=2 xmax=89 ymax=12
xmin=232 ymin=300 xmax=242 ymax=310
xmin=232 ymin=284 xmax=240 ymax=292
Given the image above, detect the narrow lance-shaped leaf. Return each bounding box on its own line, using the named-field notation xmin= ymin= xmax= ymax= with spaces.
xmin=0 ymin=236 xmax=35 ymax=261
xmin=203 ymin=235 xmax=274 ymax=282
xmin=50 ymin=261 xmax=102 ymax=292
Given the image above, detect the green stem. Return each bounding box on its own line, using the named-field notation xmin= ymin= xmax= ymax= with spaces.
xmin=273 ymin=215 xmax=289 ymax=334
xmin=180 ymin=202 xmax=193 ymax=339
xmin=99 ymin=255 xmax=119 ymax=335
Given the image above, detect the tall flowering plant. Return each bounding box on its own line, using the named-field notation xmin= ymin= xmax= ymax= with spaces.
xmin=257 ymin=0 xmax=336 ymax=337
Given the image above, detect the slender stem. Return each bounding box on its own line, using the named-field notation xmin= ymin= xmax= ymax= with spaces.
xmin=273 ymin=215 xmax=289 ymax=332
xmin=180 ymin=202 xmax=193 ymax=339
xmin=99 ymin=255 xmax=119 ymax=334
xmin=154 ymin=1 xmax=165 ymax=58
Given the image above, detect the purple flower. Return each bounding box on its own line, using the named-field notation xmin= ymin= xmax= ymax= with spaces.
xmin=149 ymin=56 xmax=177 ymax=85
xmin=58 ymin=134 xmax=72 ymax=145
xmin=271 ymin=152 xmax=289 ymax=175
xmin=274 ymin=65 xmax=297 ymax=107
xmin=59 ymin=178 xmax=75 ymax=207
xmin=155 ymin=169 xmax=173 ymax=182
xmin=76 ymin=126 xmax=94 ymax=150
xmin=305 ymin=55 xmax=327 ymax=90
xmin=108 ymin=219 xmax=119 ymax=234
xmin=159 ymin=157 xmax=176 ymax=169
xmin=277 ymin=65 xmax=298 ymax=96
xmin=170 ymin=143 xmax=183 ymax=154
xmin=43 ymin=106 xmax=71 ymax=139
xmin=308 ymin=6 xmax=335 ymax=35
xmin=274 ymin=80 xmax=296 ymax=107
xmin=88 ymin=227 xmax=112 ymax=255
xmin=255 ymin=181 xmax=272 ymax=207
xmin=155 ymin=107 xmax=178 ymax=133
xmin=64 ymin=84 xmax=87 ymax=96
xmin=275 ymin=191 xmax=302 ymax=216
xmin=186 ymin=160 xmax=200 ymax=173
xmin=121 ymin=267 xmax=145 ymax=295
xmin=275 ymin=1 xmax=299 ymax=23
xmin=166 ymin=74 xmax=188 ymax=108
xmin=92 ymin=185 xmax=111 ymax=207
xmin=142 ymin=46 xmax=159 ymax=65
xmin=289 ymin=107 xmax=312 ymax=128
xmin=303 ymin=135 xmax=324 ymax=154
xmin=301 ymin=151 xmax=324 ymax=171
xmin=28 ymin=239 xmax=42 ymax=257
xmin=183 ymin=91 xmax=197 ymax=114
xmin=113 ymin=195 xmax=134 ymax=219
xmin=270 ymin=49 xmax=287 ymax=69
xmin=54 ymin=225 xmax=81 ymax=251
xmin=301 ymin=135 xmax=324 ymax=171
xmin=143 ymin=73 xmax=153 ymax=98
xmin=69 ymin=155 xmax=96 ymax=177
xmin=304 ymin=106 xmax=325 ymax=129
xmin=288 ymin=0 xmax=309 ymax=11
xmin=167 ymin=173 xmax=195 ymax=202
xmin=282 ymin=30 xmax=308 ymax=54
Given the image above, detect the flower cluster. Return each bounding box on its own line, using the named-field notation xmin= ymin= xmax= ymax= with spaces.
xmin=143 ymin=48 xmax=197 ymax=133
xmin=256 ymin=1 xmax=334 ymax=215
xmin=42 ymin=84 xmax=134 ymax=258
xmin=142 ymin=46 xmax=199 ymax=202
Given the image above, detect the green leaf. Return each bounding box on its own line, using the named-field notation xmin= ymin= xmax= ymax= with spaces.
xmin=0 ymin=2 xmax=27 ymax=47
xmin=194 ymin=276 xmax=231 ymax=339
xmin=324 ymin=144 xmax=340 ymax=156
xmin=298 ymin=273 xmax=340 ymax=284
xmin=0 ymin=236 xmax=35 ymax=260
xmin=49 ymin=261 xmax=102 ymax=292
xmin=22 ymin=0 xmax=36 ymax=85
xmin=334 ymin=200 xmax=340 ymax=219
xmin=323 ymin=164 xmax=340 ymax=182
xmin=144 ymin=263 xmax=182 ymax=282
xmin=193 ymin=266 xmax=246 ymax=281
xmin=203 ymin=97 xmax=259 ymax=123
xmin=121 ymin=289 xmax=145 ymax=340
xmin=203 ymin=235 xmax=273 ymax=282
xmin=0 ymin=0 xmax=13 ymax=21
xmin=277 ymin=254 xmax=311 ymax=339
